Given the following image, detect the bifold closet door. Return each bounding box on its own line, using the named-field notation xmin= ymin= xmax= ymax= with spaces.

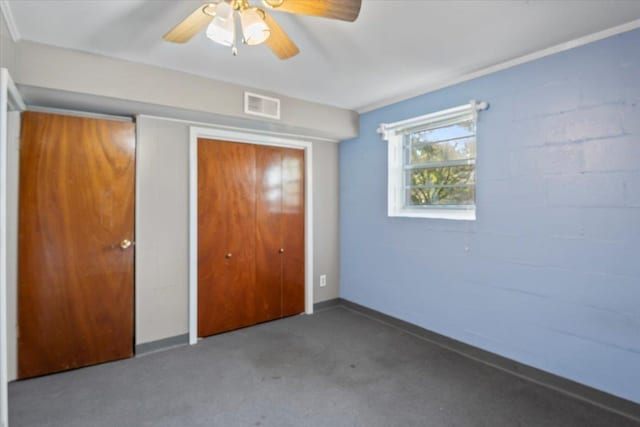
xmin=198 ymin=139 xmax=256 ymax=336
xmin=255 ymin=146 xmax=284 ymax=323
xmin=255 ymin=146 xmax=305 ymax=321
xmin=18 ymin=112 xmax=135 ymax=379
xmin=279 ymin=148 xmax=305 ymax=317
xmin=198 ymin=139 xmax=305 ymax=337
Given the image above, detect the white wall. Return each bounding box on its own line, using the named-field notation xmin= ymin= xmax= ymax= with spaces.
xmin=135 ymin=117 xmax=190 ymax=344
xmin=13 ymin=41 xmax=358 ymax=141
xmin=135 ymin=116 xmax=340 ymax=345
xmin=311 ymin=140 xmax=340 ymax=303
xmin=0 ymin=11 xmax=16 ymax=74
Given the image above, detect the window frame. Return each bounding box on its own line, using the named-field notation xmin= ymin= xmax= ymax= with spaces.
xmin=380 ymin=101 xmax=487 ymax=221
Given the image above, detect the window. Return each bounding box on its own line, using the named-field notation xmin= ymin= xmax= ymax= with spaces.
xmin=379 ymin=101 xmax=488 ymax=220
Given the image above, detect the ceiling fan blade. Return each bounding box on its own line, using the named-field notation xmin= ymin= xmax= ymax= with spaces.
xmin=163 ymin=3 xmax=215 ymax=43
xmin=263 ymin=11 xmax=300 ymax=60
xmin=263 ymin=0 xmax=362 ymax=22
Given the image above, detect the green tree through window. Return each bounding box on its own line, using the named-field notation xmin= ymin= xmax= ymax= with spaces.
xmin=404 ymin=119 xmax=476 ymax=207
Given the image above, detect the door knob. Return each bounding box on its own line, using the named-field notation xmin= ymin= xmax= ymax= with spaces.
xmin=119 ymin=239 xmax=133 ymax=250
xmin=278 ymin=248 xmax=285 ymax=254
xmin=225 ymin=253 xmax=233 ymax=259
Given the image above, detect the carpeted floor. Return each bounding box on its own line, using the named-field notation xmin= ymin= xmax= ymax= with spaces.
xmin=9 ymin=305 xmax=639 ymax=427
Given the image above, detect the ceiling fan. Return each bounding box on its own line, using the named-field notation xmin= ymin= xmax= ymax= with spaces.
xmin=163 ymin=0 xmax=362 ymax=59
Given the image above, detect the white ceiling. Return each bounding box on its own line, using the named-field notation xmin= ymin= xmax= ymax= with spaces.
xmin=6 ymin=0 xmax=640 ymax=111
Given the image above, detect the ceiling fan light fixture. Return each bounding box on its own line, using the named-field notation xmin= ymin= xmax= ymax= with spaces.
xmin=206 ymin=14 xmax=235 ymax=47
xmin=215 ymin=0 xmax=233 ymax=21
xmin=164 ymin=0 xmax=362 ymax=59
xmin=240 ymin=8 xmax=270 ymax=46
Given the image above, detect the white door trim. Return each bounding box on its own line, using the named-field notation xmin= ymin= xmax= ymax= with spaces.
xmin=188 ymin=125 xmax=314 ymax=345
xmin=1 ymin=68 xmax=25 ymax=427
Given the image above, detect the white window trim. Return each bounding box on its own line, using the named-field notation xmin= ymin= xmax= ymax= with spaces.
xmin=379 ymin=100 xmax=488 ymax=221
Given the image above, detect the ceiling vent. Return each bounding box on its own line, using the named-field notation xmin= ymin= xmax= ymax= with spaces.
xmin=244 ymin=92 xmax=281 ymax=120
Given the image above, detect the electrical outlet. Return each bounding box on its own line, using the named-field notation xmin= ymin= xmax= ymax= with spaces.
xmin=319 ymin=274 xmax=327 ymax=287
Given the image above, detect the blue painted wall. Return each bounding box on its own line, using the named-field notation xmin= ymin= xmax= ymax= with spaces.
xmin=340 ymin=29 xmax=640 ymax=403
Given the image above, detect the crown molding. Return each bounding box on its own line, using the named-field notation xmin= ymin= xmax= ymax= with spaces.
xmin=0 ymin=0 xmax=20 ymax=41
xmin=356 ymin=18 xmax=640 ymax=114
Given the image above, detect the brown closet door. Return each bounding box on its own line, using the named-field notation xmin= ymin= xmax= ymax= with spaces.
xmin=255 ymin=146 xmax=283 ymax=323
xmin=18 ymin=112 xmax=135 ymax=379
xmin=281 ymin=148 xmax=305 ymax=317
xmin=198 ymin=139 xmax=256 ymax=336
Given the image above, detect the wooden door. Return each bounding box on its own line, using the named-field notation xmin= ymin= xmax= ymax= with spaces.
xmin=198 ymin=139 xmax=256 ymax=336
xmin=198 ymin=140 xmax=305 ymax=336
xmin=255 ymin=146 xmax=284 ymax=323
xmin=18 ymin=112 xmax=135 ymax=379
xmin=280 ymin=148 xmax=305 ymax=317
xmin=255 ymin=146 xmax=305 ymax=320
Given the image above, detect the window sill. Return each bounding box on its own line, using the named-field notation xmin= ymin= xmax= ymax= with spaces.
xmin=388 ymin=208 xmax=476 ymax=221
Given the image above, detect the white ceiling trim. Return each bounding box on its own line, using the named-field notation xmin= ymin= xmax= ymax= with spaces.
xmin=0 ymin=0 xmax=20 ymax=41
xmin=356 ymin=18 xmax=640 ymax=114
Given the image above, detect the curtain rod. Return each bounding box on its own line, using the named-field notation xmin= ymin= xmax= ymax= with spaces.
xmin=377 ymin=100 xmax=489 ymax=141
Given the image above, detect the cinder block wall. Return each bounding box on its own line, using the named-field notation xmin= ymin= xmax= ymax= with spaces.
xmin=340 ymin=29 xmax=640 ymax=403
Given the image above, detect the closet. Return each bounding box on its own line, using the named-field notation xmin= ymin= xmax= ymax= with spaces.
xmin=197 ymin=138 xmax=305 ymax=337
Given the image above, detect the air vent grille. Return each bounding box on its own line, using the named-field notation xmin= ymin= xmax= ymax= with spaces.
xmin=244 ymin=92 xmax=281 ymax=120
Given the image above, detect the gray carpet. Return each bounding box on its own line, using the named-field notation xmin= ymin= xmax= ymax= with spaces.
xmin=9 ymin=306 xmax=639 ymax=427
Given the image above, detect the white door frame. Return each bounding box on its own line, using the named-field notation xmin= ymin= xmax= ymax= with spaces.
xmin=188 ymin=126 xmax=314 ymax=345
xmin=1 ymin=68 xmax=25 ymax=427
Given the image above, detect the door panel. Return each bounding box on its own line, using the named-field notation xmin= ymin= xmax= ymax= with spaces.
xmin=18 ymin=112 xmax=135 ymax=379
xmin=198 ymin=139 xmax=256 ymax=336
xmin=281 ymin=148 xmax=305 ymax=317
xmin=255 ymin=146 xmax=283 ymax=323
